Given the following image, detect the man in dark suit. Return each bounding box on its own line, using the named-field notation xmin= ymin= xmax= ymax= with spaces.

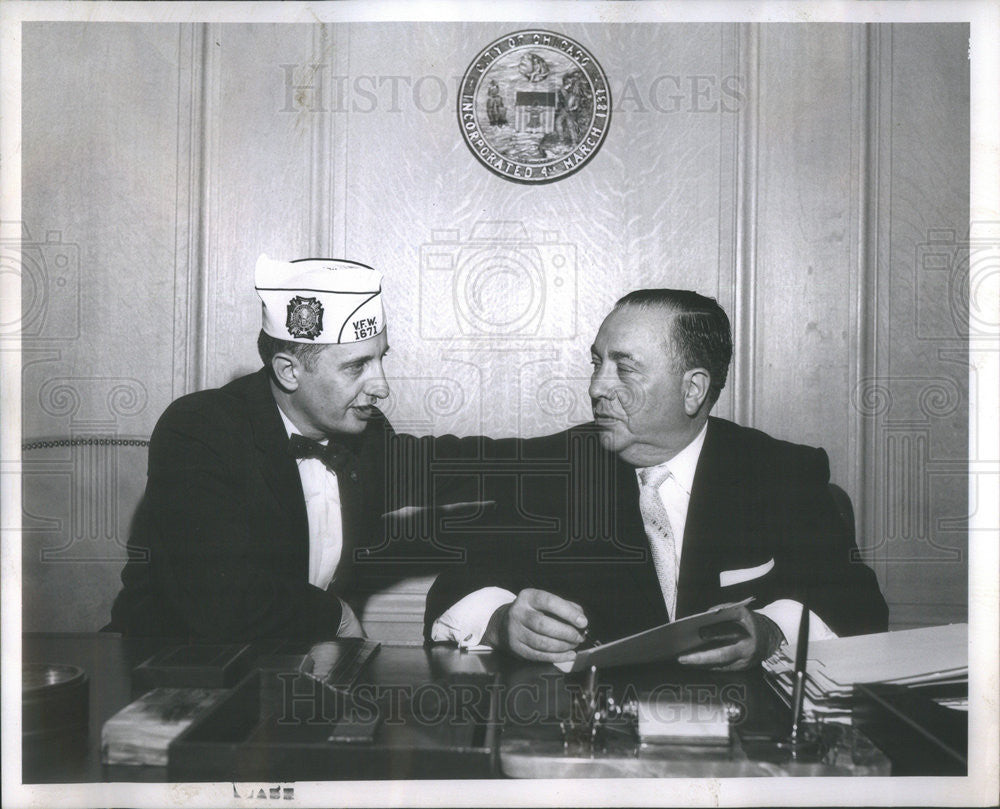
xmin=109 ymin=255 xmax=438 ymax=641
xmin=426 ymin=289 xmax=888 ymax=669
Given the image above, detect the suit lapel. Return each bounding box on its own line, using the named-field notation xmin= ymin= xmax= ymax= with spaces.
xmin=313 ymin=413 xmax=390 ymax=588
xmin=675 ymin=418 xmax=743 ymax=618
xmin=330 ymin=432 xmax=367 ymax=587
xmin=245 ymin=370 xmax=309 ymax=561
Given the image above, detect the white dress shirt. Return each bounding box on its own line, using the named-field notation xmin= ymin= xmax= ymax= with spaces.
xmin=277 ymin=406 xmax=364 ymax=637
xmin=277 ymin=407 xmax=343 ymax=591
xmin=431 ymin=423 xmax=835 ymax=648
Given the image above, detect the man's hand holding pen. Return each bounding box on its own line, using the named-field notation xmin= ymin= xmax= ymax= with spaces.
xmin=482 ymin=589 xmax=589 ymax=663
xmin=483 ymin=590 xmax=783 ymax=670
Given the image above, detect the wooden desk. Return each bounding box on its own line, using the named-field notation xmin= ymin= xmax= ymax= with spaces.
xmin=22 ymin=634 xmax=506 ymax=783
xmin=22 ymin=634 xmax=889 ymax=782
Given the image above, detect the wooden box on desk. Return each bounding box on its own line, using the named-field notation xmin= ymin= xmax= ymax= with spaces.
xmin=167 ymin=664 xmax=501 ymax=780
xmin=131 ymin=644 xmax=256 ymax=696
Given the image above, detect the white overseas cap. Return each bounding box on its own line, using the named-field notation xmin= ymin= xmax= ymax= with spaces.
xmin=255 ymin=254 xmax=385 ymax=344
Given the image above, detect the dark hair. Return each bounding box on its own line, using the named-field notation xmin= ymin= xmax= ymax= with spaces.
xmin=613 ymin=289 xmax=732 ymax=406
xmin=257 ymin=330 xmax=328 ymax=372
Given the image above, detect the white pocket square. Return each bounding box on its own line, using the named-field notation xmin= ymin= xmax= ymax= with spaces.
xmin=719 ymin=558 xmax=774 ymax=587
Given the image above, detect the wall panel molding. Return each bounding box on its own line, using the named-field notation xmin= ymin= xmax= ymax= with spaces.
xmin=198 ymin=23 xmax=223 ymax=393
xmin=867 ymin=25 xmax=893 ymax=587
xmin=850 ymin=23 xmax=880 ymax=556
xmin=732 ymin=23 xmax=759 ymax=427
xmin=714 ymin=23 xmax=741 ymax=424
xmin=331 ymin=25 xmax=350 ymax=258
xmin=860 ymin=24 xmax=970 ymax=626
xmin=171 ymin=24 xmax=209 ymax=399
xmin=309 ymin=24 xmax=334 ymax=257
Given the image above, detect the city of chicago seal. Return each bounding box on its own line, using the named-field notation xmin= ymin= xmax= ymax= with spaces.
xmin=458 ymin=30 xmax=611 ymax=184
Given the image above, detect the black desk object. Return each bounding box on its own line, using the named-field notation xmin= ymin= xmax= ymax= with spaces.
xmin=22 ymin=663 xmax=90 ymax=776
xmin=853 ymin=682 xmax=968 ymax=775
xmin=131 ymin=643 xmax=255 ymax=695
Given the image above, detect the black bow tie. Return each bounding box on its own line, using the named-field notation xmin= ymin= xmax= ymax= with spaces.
xmin=288 ymin=433 xmax=356 ymax=476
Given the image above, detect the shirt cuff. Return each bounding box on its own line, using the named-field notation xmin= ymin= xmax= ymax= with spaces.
xmin=430 ymin=587 xmax=517 ymax=649
xmin=756 ymin=599 xmax=838 ymax=645
xmin=337 ymin=598 xmax=366 ymax=639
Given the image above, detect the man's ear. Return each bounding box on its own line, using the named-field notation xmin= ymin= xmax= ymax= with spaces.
xmin=270 ymin=352 xmax=302 ymax=392
xmin=682 ymin=368 xmax=711 ymax=415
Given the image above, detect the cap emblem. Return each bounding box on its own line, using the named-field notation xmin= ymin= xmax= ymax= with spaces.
xmin=286 ymin=296 xmax=324 ymax=340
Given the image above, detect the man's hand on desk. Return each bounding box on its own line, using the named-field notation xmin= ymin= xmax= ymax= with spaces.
xmin=677 ymin=605 xmax=784 ymax=671
xmin=481 ymin=588 xmax=587 ymax=663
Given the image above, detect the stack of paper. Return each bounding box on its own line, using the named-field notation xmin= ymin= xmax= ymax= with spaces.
xmin=763 ymin=624 xmax=968 ymax=723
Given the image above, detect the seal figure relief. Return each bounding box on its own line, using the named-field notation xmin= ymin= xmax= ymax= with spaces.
xmin=459 ymin=30 xmax=612 ymax=184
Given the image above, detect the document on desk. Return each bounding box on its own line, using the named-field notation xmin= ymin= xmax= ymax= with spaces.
xmin=762 ymin=623 xmax=969 ymax=722
xmin=777 ymin=623 xmax=968 ymax=691
xmin=554 ymin=598 xmax=754 ymax=673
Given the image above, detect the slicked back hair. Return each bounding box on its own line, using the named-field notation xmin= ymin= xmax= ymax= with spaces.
xmin=612 ymin=289 xmax=732 ymax=406
xmin=257 ymin=330 xmax=328 ymax=372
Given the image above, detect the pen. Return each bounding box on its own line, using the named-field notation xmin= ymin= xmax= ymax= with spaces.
xmin=789 ymin=603 xmax=810 ymax=741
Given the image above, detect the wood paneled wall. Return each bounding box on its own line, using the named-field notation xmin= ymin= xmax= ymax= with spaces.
xmin=20 ymin=22 xmax=969 ymax=631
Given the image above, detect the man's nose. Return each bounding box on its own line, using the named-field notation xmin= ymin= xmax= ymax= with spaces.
xmin=365 ymin=362 xmax=390 ymax=400
xmin=588 ymin=365 xmax=613 ymax=400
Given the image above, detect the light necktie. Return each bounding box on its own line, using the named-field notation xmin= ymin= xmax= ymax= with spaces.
xmin=638 ymin=465 xmax=677 ymax=621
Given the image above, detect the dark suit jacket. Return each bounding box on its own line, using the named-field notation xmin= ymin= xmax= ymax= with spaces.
xmin=425 ymin=418 xmax=888 ymax=642
xmin=109 ymin=368 xmax=464 ymax=641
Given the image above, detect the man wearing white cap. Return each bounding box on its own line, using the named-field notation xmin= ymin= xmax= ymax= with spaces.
xmin=109 ymin=255 xmax=414 ymax=640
